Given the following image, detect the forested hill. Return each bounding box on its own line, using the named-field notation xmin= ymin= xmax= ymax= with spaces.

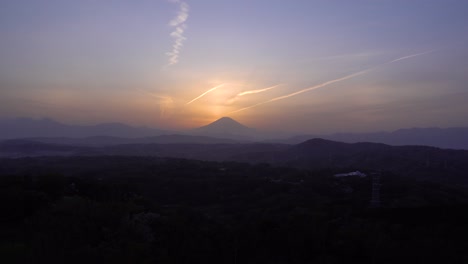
xmin=1 ymin=156 xmax=468 ymax=263
xmin=2 ymin=138 xmax=468 ymax=184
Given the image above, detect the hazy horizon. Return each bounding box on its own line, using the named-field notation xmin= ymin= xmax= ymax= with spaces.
xmin=2 ymin=0 xmax=468 ymax=134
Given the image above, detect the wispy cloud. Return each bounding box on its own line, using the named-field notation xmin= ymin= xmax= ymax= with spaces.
xmin=166 ymin=0 xmax=189 ymax=66
xmin=186 ymin=84 xmax=227 ymax=105
xmin=229 ymin=51 xmax=434 ymax=114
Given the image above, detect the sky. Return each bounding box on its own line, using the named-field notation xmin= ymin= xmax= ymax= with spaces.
xmin=1 ymin=0 xmax=468 ymax=134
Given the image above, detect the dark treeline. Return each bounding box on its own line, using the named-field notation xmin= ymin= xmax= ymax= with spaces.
xmin=1 ymin=156 xmax=468 ymax=263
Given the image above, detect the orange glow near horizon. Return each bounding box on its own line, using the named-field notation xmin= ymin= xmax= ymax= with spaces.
xmin=180 ymin=82 xmax=283 ymax=123
xmin=179 ymin=82 xmax=251 ymax=126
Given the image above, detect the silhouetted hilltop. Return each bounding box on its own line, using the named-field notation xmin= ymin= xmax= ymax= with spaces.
xmin=292 ymin=138 xmax=390 ymax=156
xmin=275 ymin=127 xmax=468 ymax=150
xmin=272 ymin=139 xmax=468 ymax=183
xmin=1 ymin=137 xmax=468 ymax=183
xmin=294 ymin=138 xmax=350 ymax=152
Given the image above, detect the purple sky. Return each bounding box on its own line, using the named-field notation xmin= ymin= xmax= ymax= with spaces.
xmin=1 ymin=0 xmax=468 ymax=133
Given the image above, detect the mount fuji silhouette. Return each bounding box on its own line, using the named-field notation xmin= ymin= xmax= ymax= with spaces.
xmin=191 ymin=117 xmax=256 ymax=140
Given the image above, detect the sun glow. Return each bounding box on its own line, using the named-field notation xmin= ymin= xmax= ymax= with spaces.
xmin=180 ymin=81 xmax=286 ymax=125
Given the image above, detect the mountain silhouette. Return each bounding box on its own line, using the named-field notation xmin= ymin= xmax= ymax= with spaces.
xmin=4 ymin=117 xmax=468 ymax=150
xmin=3 ymin=136 xmax=468 ymax=184
xmin=191 ymin=117 xmax=256 ymax=140
xmin=270 ymin=127 xmax=468 ymax=150
xmin=0 ymin=118 xmax=171 ymax=139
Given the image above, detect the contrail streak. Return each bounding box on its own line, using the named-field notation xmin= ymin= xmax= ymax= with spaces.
xmin=389 ymin=50 xmax=435 ymax=63
xmin=225 ymin=84 xmax=281 ymax=105
xmin=166 ymin=0 xmax=189 ymax=66
xmin=229 ymin=51 xmax=434 ymax=114
xmin=228 ymin=71 xmax=369 ymax=114
xmin=237 ymin=84 xmax=281 ymax=96
xmin=186 ymin=84 xmax=226 ymax=105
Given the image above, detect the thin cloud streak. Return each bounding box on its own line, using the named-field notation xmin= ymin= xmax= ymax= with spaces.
xmin=228 ymin=71 xmax=369 ymax=114
xmin=225 ymin=84 xmax=281 ymax=105
xmin=166 ymin=0 xmax=189 ymax=66
xmin=186 ymin=84 xmax=227 ymax=105
xmin=389 ymin=50 xmax=435 ymax=63
xmin=237 ymin=84 xmax=281 ymax=96
xmin=229 ymin=51 xmax=434 ymax=114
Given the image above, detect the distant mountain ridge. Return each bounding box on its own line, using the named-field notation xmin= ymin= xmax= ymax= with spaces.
xmin=23 ymin=134 xmax=240 ymax=147
xmin=0 ymin=118 xmax=172 ymax=139
xmin=273 ymin=127 xmax=468 ymax=150
xmin=2 ymin=117 xmax=468 ymax=150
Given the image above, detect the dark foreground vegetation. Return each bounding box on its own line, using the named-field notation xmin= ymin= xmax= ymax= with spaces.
xmin=1 ymin=156 xmax=468 ymax=263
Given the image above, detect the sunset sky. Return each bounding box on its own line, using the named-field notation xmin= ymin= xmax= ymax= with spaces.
xmin=1 ymin=0 xmax=468 ymax=133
